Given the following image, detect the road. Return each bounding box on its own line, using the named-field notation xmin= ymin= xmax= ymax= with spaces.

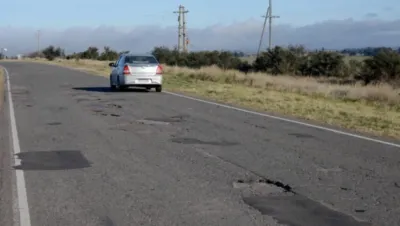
xmin=0 ymin=61 xmax=399 ymax=226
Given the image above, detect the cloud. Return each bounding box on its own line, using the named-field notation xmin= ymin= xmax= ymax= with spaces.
xmin=0 ymin=18 xmax=400 ymax=55
xmin=365 ymin=13 xmax=378 ymax=18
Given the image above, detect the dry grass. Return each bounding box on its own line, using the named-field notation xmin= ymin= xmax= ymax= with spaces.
xmin=10 ymin=58 xmax=400 ymax=139
xmin=0 ymin=68 xmax=4 ymax=109
xmin=165 ymin=65 xmax=400 ymax=105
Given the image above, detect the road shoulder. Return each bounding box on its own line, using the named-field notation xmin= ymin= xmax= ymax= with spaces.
xmin=0 ymin=68 xmax=4 ymax=109
xmin=0 ymin=67 xmax=14 ymax=226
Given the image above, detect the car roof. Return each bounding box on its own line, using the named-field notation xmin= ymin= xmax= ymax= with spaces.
xmin=122 ymin=53 xmax=154 ymax=57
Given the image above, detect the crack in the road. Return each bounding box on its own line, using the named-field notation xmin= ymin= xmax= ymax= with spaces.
xmin=46 ymin=122 xmax=62 ymax=126
xmin=144 ymin=114 xmax=189 ymax=123
xmin=137 ymin=119 xmax=170 ymax=125
xmin=171 ymin=137 xmax=239 ymax=146
xmin=288 ymin=133 xmax=315 ymax=139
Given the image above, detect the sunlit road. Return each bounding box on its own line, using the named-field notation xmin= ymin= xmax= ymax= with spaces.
xmin=1 ymin=62 xmax=399 ymax=226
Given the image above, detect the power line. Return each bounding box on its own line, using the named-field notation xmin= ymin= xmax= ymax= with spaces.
xmin=257 ymin=10 xmax=269 ymax=57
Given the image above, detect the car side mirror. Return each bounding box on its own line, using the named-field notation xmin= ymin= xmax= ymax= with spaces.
xmin=109 ymin=62 xmax=115 ymax=67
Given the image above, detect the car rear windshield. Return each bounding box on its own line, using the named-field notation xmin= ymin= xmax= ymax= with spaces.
xmin=124 ymin=56 xmax=158 ymax=64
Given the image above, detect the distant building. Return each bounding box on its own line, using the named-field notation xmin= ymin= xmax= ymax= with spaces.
xmin=17 ymin=54 xmax=23 ymax=60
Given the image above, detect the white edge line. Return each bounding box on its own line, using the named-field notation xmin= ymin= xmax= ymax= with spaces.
xmin=164 ymin=91 xmax=400 ymax=148
xmin=2 ymin=67 xmax=32 ymax=226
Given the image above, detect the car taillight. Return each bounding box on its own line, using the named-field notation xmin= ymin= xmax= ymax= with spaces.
xmin=156 ymin=65 xmax=163 ymax=75
xmin=123 ymin=65 xmax=130 ymax=75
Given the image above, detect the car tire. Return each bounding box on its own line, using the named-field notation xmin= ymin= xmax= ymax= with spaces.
xmin=155 ymin=86 xmax=162 ymax=92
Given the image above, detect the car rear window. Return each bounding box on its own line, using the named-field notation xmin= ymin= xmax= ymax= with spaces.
xmin=124 ymin=56 xmax=158 ymax=64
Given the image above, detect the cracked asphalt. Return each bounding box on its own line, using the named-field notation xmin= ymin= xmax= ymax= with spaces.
xmin=0 ymin=62 xmax=399 ymax=226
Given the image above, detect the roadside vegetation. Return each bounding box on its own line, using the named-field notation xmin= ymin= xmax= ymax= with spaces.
xmin=6 ymin=44 xmax=400 ymax=139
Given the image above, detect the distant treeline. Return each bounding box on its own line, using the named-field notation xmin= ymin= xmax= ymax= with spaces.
xmin=23 ymin=45 xmax=400 ymax=86
xmin=340 ymin=47 xmax=400 ymax=56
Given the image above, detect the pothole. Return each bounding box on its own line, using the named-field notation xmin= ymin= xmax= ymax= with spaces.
xmin=107 ymin=103 xmax=122 ymax=109
xmin=92 ymin=109 xmax=103 ymax=113
xmin=137 ymin=119 xmax=170 ymax=125
xmin=76 ymin=98 xmax=94 ymax=103
xmin=171 ymin=137 xmax=239 ymax=146
xmin=288 ymin=133 xmax=314 ymax=139
xmin=243 ymin=194 xmax=369 ymax=226
xmin=47 ymin=122 xmax=62 ymax=126
xmin=99 ymin=113 xmax=120 ymax=117
xmin=235 ymin=178 xmax=292 ymax=192
xmin=144 ymin=114 xmax=188 ymax=123
xmin=235 ymin=178 xmax=369 ymax=226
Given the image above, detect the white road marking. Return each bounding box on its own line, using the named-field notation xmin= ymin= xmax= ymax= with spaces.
xmin=164 ymin=91 xmax=400 ymax=148
xmin=2 ymin=67 xmax=32 ymax=226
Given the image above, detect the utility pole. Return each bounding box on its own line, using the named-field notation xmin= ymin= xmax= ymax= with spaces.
xmin=181 ymin=5 xmax=189 ymax=52
xmin=268 ymin=0 xmax=279 ymax=50
xmin=173 ymin=6 xmax=182 ymax=52
xmin=257 ymin=0 xmax=279 ymax=56
xmin=173 ymin=5 xmax=188 ymax=53
xmin=36 ymin=30 xmax=41 ymax=57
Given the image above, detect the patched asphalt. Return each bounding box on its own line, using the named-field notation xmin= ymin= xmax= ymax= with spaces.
xmin=0 ymin=62 xmax=399 ymax=226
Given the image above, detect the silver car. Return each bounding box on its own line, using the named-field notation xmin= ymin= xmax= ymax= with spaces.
xmin=109 ymin=53 xmax=163 ymax=92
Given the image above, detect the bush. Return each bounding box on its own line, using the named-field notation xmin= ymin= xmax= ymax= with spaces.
xmin=150 ymin=45 xmax=400 ymax=85
xmin=359 ymin=48 xmax=400 ymax=84
xmin=34 ymin=44 xmax=400 ymax=86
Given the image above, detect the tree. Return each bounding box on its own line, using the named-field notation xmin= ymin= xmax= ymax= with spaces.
xmin=98 ymin=46 xmax=118 ymax=61
xmin=41 ymin=45 xmax=64 ymax=61
xmin=80 ymin=46 xmax=99 ymax=59
xmin=360 ymin=48 xmax=400 ymax=84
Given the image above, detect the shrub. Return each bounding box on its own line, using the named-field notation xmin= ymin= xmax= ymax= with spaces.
xmin=34 ymin=44 xmax=400 ymax=86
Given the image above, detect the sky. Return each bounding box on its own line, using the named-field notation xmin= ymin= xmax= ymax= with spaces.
xmin=0 ymin=0 xmax=399 ymax=54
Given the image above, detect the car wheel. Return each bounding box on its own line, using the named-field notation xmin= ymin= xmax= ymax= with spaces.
xmin=155 ymin=86 xmax=162 ymax=92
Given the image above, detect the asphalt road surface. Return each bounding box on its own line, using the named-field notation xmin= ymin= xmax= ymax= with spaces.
xmin=1 ymin=62 xmax=400 ymax=226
